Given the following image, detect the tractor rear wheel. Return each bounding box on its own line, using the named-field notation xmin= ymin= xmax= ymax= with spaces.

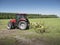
xmin=18 ymin=21 xmax=28 ymax=30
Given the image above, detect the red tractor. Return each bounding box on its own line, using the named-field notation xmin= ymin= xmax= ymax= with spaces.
xmin=7 ymin=14 xmax=30 ymax=30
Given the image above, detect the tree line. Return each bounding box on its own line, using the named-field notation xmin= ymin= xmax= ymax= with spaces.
xmin=0 ymin=13 xmax=59 ymax=19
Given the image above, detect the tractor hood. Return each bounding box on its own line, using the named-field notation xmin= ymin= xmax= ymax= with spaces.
xmin=10 ymin=19 xmax=16 ymax=23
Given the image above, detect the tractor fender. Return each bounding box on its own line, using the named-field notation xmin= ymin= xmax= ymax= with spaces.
xmin=19 ymin=18 xmax=26 ymax=21
xmin=10 ymin=19 xmax=16 ymax=23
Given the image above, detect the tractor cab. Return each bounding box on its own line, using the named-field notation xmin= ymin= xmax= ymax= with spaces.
xmin=16 ymin=14 xmax=27 ymax=19
xmin=16 ymin=14 xmax=27 ymax=22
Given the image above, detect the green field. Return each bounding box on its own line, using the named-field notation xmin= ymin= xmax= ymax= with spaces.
xmin=0 ymin=18 xmax=60 ymax=45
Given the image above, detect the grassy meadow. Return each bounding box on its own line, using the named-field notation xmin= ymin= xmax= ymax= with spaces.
xmin=0 ymin=18 xmax=60 ymax=45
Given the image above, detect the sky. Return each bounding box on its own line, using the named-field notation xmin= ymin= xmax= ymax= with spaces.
xmin=0 ymin=0 xmax=60 ymax=16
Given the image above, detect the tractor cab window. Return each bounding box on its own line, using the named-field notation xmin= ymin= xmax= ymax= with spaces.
xmin=16 ymin=15 xmax=26 ymax=19
xmin=16 ymin=15 xmax=20 ymax=20
xmin=21 ymin=15 xmax=26 ymax=18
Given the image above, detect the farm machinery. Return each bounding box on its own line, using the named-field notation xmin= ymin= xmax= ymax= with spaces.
xmin=7 ymin=14 xmax=30 ymax=30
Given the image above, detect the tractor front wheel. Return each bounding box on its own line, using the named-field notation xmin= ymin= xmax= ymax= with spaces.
xmin=7 ymin=22 xmax=15 ymax=30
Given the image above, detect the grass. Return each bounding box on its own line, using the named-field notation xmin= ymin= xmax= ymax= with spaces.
xmin=0 ymin=18 xmax=60 ymax=45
